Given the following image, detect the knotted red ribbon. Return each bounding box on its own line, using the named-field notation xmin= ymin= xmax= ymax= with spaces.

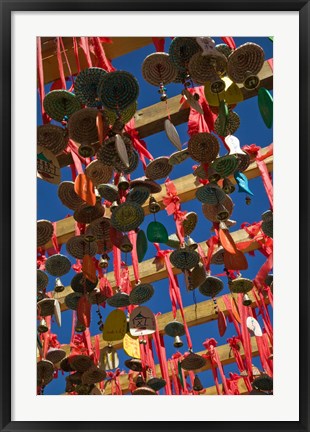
xmin=36 ymin=37 xmax=50 ymax=124
xmin=90 ymin=37 xmax=115 ymax=72
xmin=163 ymin=179 xmax=187 ymax=244
xmin=152 ymin=37 xmax=165 ymax=52
xmin=106 ymin=368 xmax=124 ymax=395
xmin=185 ymin=86 xmax=216 ymax=137
xmin=125 ymin=119 xmax=154 ymax=170
xmin=203 ymin=338 xmax=231 ymax=394
xmin=152 ymin=313 xmax=172 ymax=395
xmin=227 ymin=336 xmax=252 ymax=392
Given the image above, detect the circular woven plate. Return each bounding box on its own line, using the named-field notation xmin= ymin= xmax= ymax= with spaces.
xmin=111 ymin=202 xmax=144 ymax=232
xmin=129 ymin=177 xmax=162 ymax=194
xmin=86 ymin=217 xmax=111 ymax=241
xmin=37 ymin=220 xmax=54 ymax=247
xmin=37 ymin=298 xmax=55 ymax=317
xmin=65 ymin=292 xmax=82 ymax=310
xmin=69 ymin=355 xmax=94 ymax=373
xmin=45 ymin=254 xmax=71 ymax=277
xmin=164 ymin=321 xmax=185 ymax=337
xmin=105 ymin=101 xmax=137 ymax=125
xmin=229 ymin=277 xmax=253 ymax=293
xmin=214 ymin=110 xmax=240 ymax=136
xmin=66 ymin=235 xmax=97 ymax=259
xmin=82 ymin=366 xmax=107 ymax=385
xmin=46 ymin=348 xmax=67 ymax=365
xmin=96 ymin=134 xmax=133 ymax=167
xmin=129 ymin=283 xmax=154 ymax=305
xmin=127 ymin=186 xmax=150 ymax=205
xmin=147 ymin=377 xmax=166 ymax=391
xmin=215 ymin=43 xmax=232 ymax=59
xmin=132 ymin=386 xmax=156 ymax=395
xmin=142 ymin=52 xmax=177 ymax=86
xmin=145 ymin=157 xmax=172 ymax=180
xmin=202 ymin=195 xmax=234 ymax=222
xmin=88 ymin=287 xmax=108 ymax=305
xmin=85 ymin=160 xmax=113 ymax=186
xmin=37 ymin=360 xmax=54 ymax=386
xmin=199 ymin=276 xmax=224 ymax=297
xmin=169 ymin=37 xmax=201 ymax=71
xmin=124 ymin=358 xmax=143 ymax=372
xmin=211 ymin=246 xmax=225 ymax=265
xmin=71 ymin=272 xmax=98 ymax=293
xmin=58 ymin=181 xmax=84 ymax=210
xmin=236 ymin=152 xmax=251 ymax=172
xmin=115 ymin=148 xmax=139 ymax=175
xmin=43 ymin=90 xmax=81 ymax=122
xmin=188 ymin=51 xmax=227 ymax=85
xmin=252 ymin=374 xmax=273 ymax=391
xmin=68 ymin=108 xmax=103 ymax=145
xmin=60 ymin=357 xmax=75 ymax=372
xmin=190 ymin=262 xmax=206 ymax=288
xmin=37 ymin=124 xmax=69 ymax=156
xmin=74 ymin=67 xmax=107 ymax=107
xmin=262 ymin=210 xmax=273 ymax=223
xmin=188 ymin=133 xmax=219 ymax=163
xmin=106 ymin=292 xmax=131 ymax=308
xmin=196 ymin=183 xmax=226 ymax=204
xmin=180 ymin=352 xmax=207 ymax=371
xmin=168 ymin=149 xmax=190 ymax=166
xmin=169 ymin=247 xmax=200 ymax=270
xmin=73 ymin=203 xmax=105 ymax=224
xmin=183 ymin=212 xmax=198 ymax=237
xmin=37 ymin=269 xmax=49 ymax=290
xmin=227 ymin=42 xmax=265 ymax=83
xmin=212 ymin=154 xmax=239 ymax=178
xmin=98 ymin=71 xmax=139 ymax=111
xmin=97 ymin=184 xmax=119 ymax=203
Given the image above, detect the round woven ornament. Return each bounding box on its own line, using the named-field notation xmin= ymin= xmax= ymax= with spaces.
xmin=82 ymin=365 xmax=107 ymax=385
xmin=132 ymin=386 xmax=156 ymax=395
xmin=74 ymin=67 xmax=107 ymax=107
xmin=97 ymin=184 xmax=119 ymax=203
xmin=165 ymin=233 xmax=180 ymax=249
xmin=211 ymin=154 xmax=239 ymax=178
xmin=71 ymin=272 xmax=98 ymax=293
xmin=37 ymin=298 xmax=55 ymax=317
xmin=37 ymin=124 xmax=69 ymax=156
xmin=73 ymin=203 xmax=105 ymax=224
xmin=69 ymin=355 xmax=94 ymax=373
xmin=199 ymin=275 xmax=224 ymax=297
xmin=252 ymin=374 xmax=273 ymax=391
xmin=214 ymin=110 xmax=240 ymax=136
xmin=195 ymin=183 xmax=226 ymax=204
xmin=68 ymin=108 xmax=104 ymax=146
xmin=227 ymin=42 xmax=265 ymax=83
xmin=202 ymin=195 xmax=234 ymax=222
xmin=106 ymin=291 xmax=131 ymax=308
xmin=37 ymin=220 xmax=54 ymax=247
xmin=45 ymin=254 xmax=71 ymax=277
xmin=96 ymin=134 xmax=133 ymax=167
xmin=43 ymin=90 xmax=81 ymax=122
xmin=88 ymin=286 xmax=108 ymax=305
xmin=236 ymin=152 xmax=251 ymax=172
xmin=98 ymin=71 xmax=139 ymax=111
xmin=215 ymin=43 xmax=232 ymax=59
xmin=129 ymin=283 xmax=154 ymax=305
xmin=37 ymin=269 xmax=49 ymax=290
xmin=169 ymin=37 xmax=201 ymax=72
xmin=125 ymin=358 xmax=143 ymax=372
xmin=86 ymin=217 xmax=111 ymax=241
xmin=111 ymin=202 xmax=144 ymax=232
xmin=164 ymin=321 xmax=185 ymax=337
xmin=211 ymin=246 xmax=225 ymax=265
xmin=127 ymin=186 xmax=150 ymax=205
xmin=115 ymin=149 xmax=139 ymax=174
xmin=147 ymin=377 xmax=166 ymax=391
xmin=142 ymin=52 xmax=177 ymax=86
xmin=229 ymin=277 xmax=253 ymax=293
xmin=66 ymin=235 xmax=97 ymax=259
xmin=85 ymin=160 xmax=113 ymax=186
xmin=64 ymin=292 xmax=82 ymax=310
xmin=105 ymin=101 xmax=137 ymax=125
xmin=262 ymin=210 xmax=273 ymax=238
xmin=188 ymin=133 xmax=219 ymax=163
xmin=60 ymin=357 xmax=75 ymax=372
xmin=169 ymin=247 xmax=200 ymax=270
xmin=58 ymin=181 xmax=85 ymax=210
xmin=168 ymin=149 xmax=190 ymax=166
xmin=37 ymin=360 xmax=54 ymax=386
xmin=183 ymin=212 xmax=198 ymax=237
xmin=129 ymin=177 xmax=162 ymax=194
xmin=188 ymin=51 xmax=227 ymax=85
xmin=190 ymin=262 xmax=207 ymax=288
xmin=180 ymin=352 xmax=207 ymax=371
xmin=145 ymin=157 xmax=172 ymax=180
xmin=46 ymin=348 xmax=67 ymax=365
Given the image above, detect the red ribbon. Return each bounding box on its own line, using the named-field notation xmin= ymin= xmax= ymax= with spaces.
xmin=125 ymin=119 xmax=154 ymax=170
xmin=163 ymin=179 xmax=187 ymax=244
xmin=221 ymin=37 xmax=236 ymax=50
xmin=227 ymin=336 xmax=252 ymax=392
xmin=203 ymin=338 xmax=231 ymax=394
xmin=152 ymin=37 xmax=165 ymax=52
xmin=90 ymin=37 xmax=115 ymax=72
xmin=36 ymin=37 xmax=50 ymax=124
xmin=106 ymin=368 xmax=124 ymax=395
xmin=78 ymin=37 xmax=92 ymax=67
xmin=128 ymin=230 xmax=139 ymax=283
xmin=185 ymin=86 xmax=216 ymax=137
xmin=56 ymin=37 xmax=67 ymax=90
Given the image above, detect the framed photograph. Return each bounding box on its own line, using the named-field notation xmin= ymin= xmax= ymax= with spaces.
xmin=2 ymin=1 xmax=309 ymax=431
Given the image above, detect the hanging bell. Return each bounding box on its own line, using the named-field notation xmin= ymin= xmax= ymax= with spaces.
xmin=173 ymin=335 xmax=184 ymax=348
xmin=186 ymin=237 xmax=198 ymax=250
xmin=193 ymin=374 xmax=204 ymax=391
xmin=216 ymin=203 xmax=229 ymax=221
xmin=110 ymin=201 xmax=119 ymax=212
xmin=148 ymin=196 xmax=161 ymax=213
xmin=38 ymin=318 xmax=48 ymax=333
xmin=243 ymin=71 xmax=260 ymax=91
xmin=98 ymin=253 xmax=110 ymax=269
xmin=210 ymin=77 xmax=226 ymax=94
xmin=78 ymin=143 xmax=95 ymax=158
xmin=111 ymin=119 xmax=125 ymax=135
xmin=242 ymin=293 xmax=252 ymax=306
xmin=118 ymin=175 xmax=130 ymax=191
xmin=222 ymin=178 xmax=236 ymax=195
xmin=135 ymin=373 xmax=145 ymax=388
xmin=84 ymin=226 xmax=96 ymax=243
xmin=75 ymin=321 xmax=86 ymax=333
xmin=54 ymin=277 xmax=65 ymax=293
xmin=37 ymin=290 xmax=45 ymax=301
xmin=119 ymin=234 xmax=133 ymax=253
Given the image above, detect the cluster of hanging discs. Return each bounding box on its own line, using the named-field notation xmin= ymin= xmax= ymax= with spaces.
xmin=36 ymin=37 xmax=273 ymax=396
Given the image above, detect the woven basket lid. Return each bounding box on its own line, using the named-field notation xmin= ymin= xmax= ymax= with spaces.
xmin=71 ymin=272 xmax=98 ymax=293
xmin=229 ymin=277 xmax=253 ymax=293
xmin=111 ymin=202 xmax=144 ymax=232
xmin=68 ymin=108 xmax=104 ymax=146
xmin=86 ymin=216 xmax=111 ymax=241
xmin=45 ymin=254 xmax=71 ymax=277
xmin=129 ymin=177 xmax=162 ymax=194
xmin=73 ymin=203 xmax=105 ymax=224
xmin=66 ymin=371 xmax=83 ymax=385
xmin=202 ymin=195 xmax=234 ymax=222
xmin=127 ymin=186 xmax=150 ymax=206
xmin=212 ymin=154 xmax=239 ymax=178
xmin=133 ymin=386 xmax=156 ymax=395
xmin=66 ymin=235 xmax=97 ymax=259
xmin=188 ymin=133 xmax=219 ymax=163
xmin=43 ymin=90 xmax=81 ymax=122
xmin=74 ymin=67 xmax=107 ymax=107
xmin=168 ymin=148 xmax=190 ymax=166
xmin=211 ymin=246 xmax=225 ymax=265
xmin=97 ymin=184 xmax=119 ymax=203
xmin=180 ymin=351 xmax=207 ymax=371
xmin=98 ymin=70 xmax=139 ymax=111
xmin=252 ymin=374 xmax=273 ymax=391
xmin=262 ymin=220 xmax=273 ymax=238
xmin=58 ymin=181 xmax=85 ymax=210
xmin=37 ymin=360 xmax=54 ymax=386
xmin=106 ymin=291 xmax=130 ymax=308
xmin=190 ymin=262 xmax=207 ymax=288
xmin=88 ymin=286 xmax=108 ymax=305
xmin=169 ymin=37 xmax=201 ymax=71
xmin=262 ymin=210 xmax=273 ymax=223
xmin=199 ymin=275 xmax=224 ymax=297
xmin=96 ymin=134 xmax=133 ymax=167
xmin=142 ymin=52 xmax=177 ymax=86
xmin=236 ymin=152 xmax=251 ymax=172
xmin=196 ymin=183 xmax=227 ymax=204
xmin=183 ymin=212 xmax=198 ymax=237
xmin=37 ymin=298 xmax=55 ymax=317
xmin=164 ymin=320 xmax=185 ymax=337
xmin=188 ymin=51 xmax=227 ymax=85
xmin=37 ymin=269 xmax=49 ymax=290
xmin=105 ymin=101 xmax=137 ymax=125
xmin=37 ymin=220 xmax=54 ymax=247
xmin=215 ymin=43 xmax=232 ymax=59
xmin=129 ymin=283 xmax=154 ymax=305
xmin=145 ymin=157 xmax=172 ymax=180
xmin=227 ymin=42 xmax=265 ymax=83
xmin=147 ymin=377 xmax=166 ymax=391
xmin=125 ymin=358 xmax=143 ymax=372
xmin=65 ymin=292 xmax=82 ymax=310
xmin=85 ymin=160 xmax=113 ymax=186
xmin=69 ymin=354 xmax=94 ymax=373
xmin=37 ymin=124 xmax=69 ymax=156
xmin=115 ymin=148 xmax=139 ymax=175
xmin=82 ymin=365 xmax=107 ymax=385
xmin=46 ymin=348 xmax=67 ymax=365
xmin=165 ymin=233 xmax=180 ymax=249
xmin=169 ymin=247 xmax=200 ymax=270
xmin=214 ymin=110 xmax=240 ymax=136
xmin=60 ymin=357 xmax=75 ymax=372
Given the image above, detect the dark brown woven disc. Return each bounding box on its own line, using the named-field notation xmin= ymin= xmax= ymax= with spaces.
xmin=68 ymin=108 xmax=103 ymax=145
xmin=82 ymin=365 xmax=107 ymax=385
xmin=236 ymin=152 xmax=251 ymax=172
xmin=129 ymin=177 xmax=162 ymax=194
xmin=45 ymin=254 xmax=71 ymax=277
xmin=211 ymin=246 xmax=225 ymax=265
xmin=133 ymin=386 xmax=156 ymax=395
xmin=97 ymin=184 xmax=119 ymax=203
xmin=252 ymin=374 xmax=273 ymax=391
xmin=96 ymin=134 xmax=133 ymax=167
xmin=169 ymin=247 xmax=200 ymax=270
xmin=125 ymin=358 xmax=143 ymax=372
xmin=227 ymin=42 xmax=265 ymax=83
xmin=58 ymin=181 xmax=85 ymax=211
xmin=37 ymin=360 xmax=54 ymax=386
xmin=114 ymin=148 xmax=139 ymax=174
xmin=180 ymin=352 xmax=207 ymax=371
xmin=85 ymin=160 xmax=113 ymax=186
xmin=214 ymin=110 xmax=240 ymax=136
xmin=71 ymin=272 xmax=98 ymax=293
xmin=164 ymin=321 xmax=185 ymax=337
xmin=199 ymin=276 xmax=224 ymax=297
xmin=86 ymin=216 xmax=111 ymax=241
xmin=66 ymin=235 xmax=97 ymax=259
xmin=37 ymin=220 xmax=54 ymax=247
xmin=183 ymin=211 xmax=198 ymax=236
xmin=129 ymin=283 xmax=154 ymax=305
xmin=37 ymin=269 xmax=49 ymax=290
xmin=46 ymin=348 xmax=67 ymax=365
xmin=190 ymin=262 xmax=206 ymax=288
xmin=147 ymin=377 xmax=166 ymax=391
xmin=37 ymin=298 xmax=55 ymax=317
xmin=145 ymin=157 xmax=172 ymax=181
xmin=110 ymin=202 xmax=144 ymax=232
xmin=64 ymin=292 xmax=82 ymax=310
xmin=142 ymin=52 xmax=177 ymax=86
xmin=202 ymin=195 xmax=234 ymax=222
xmin=69 ymin=355 xmax=94 ymax=373
xmin=188 ymin=133 xmax=219 ymax=163
xmin=127 ymin=186 xmax=150 ymax=205
xmin=88 ymin=287 xmax=108 ymax=305
xmin=60 ymin=357 xmax=75 ymax=372
xmin=73 ymin=203 xmax=105 ymax=224
xmin=106 ymin=291 xmax=130 ymax=308
xmin=229 ymin=277 xmax=253 ymax=294
xmin=37 ymin=124 xmax=69 ymax=156
xmin=196 ymin=183 xmax=226 ymax=204
xmin=188 ymin=51 xmax=227 ymax=85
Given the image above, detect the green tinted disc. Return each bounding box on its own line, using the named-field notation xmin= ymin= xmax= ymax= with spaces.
xmin=217 ymin=100 xmax=229 ymax=136
xmin=258 ymin=87 xmax=273 ymax=128
xmin=136 ymin=229 xmax=148 ymax=263
xmin=147 ymin=221 xmax=168 ymax=243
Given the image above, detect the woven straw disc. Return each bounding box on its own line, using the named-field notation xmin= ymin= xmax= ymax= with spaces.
xmin=37 ymin=220 xmax=54 ymax=247
xmin=73 ymin=203 xmax=105 ymax=224
xmin=37 ymin=360 xmax=54 ymax=386
xmin=253 ymin=374 xmax=273 ymax=391
xmin=98 ymin=70 xmax=139 ymax=111
xmin=227 ymin=43 xmax=265 ymax=83
xmin=37 ymin=298 xmax=55 ymax=317
xmin=71 ymin=272 xmax=98 ymax=293
xmin=214 ymin=110 xmax=240 ymax=136
xmin=46 ymin=348 xmax=67 ymax=365
xmin=68 ymin=108 xmax=104 ymax=145
xmin=229 ymin=277 xmax=253 ymax=293
xmin=82 ymin=366 xmax=107 ymax=385
xmin=64 ymin=292 xmax=82 ymax=310
xmin=169 ymin=37 xmax=201 ymax=71
xmin=165 ymin=233 xmax=181 ymax=249
xmin=169 ymin=247 xmax=200 ymax=270
xmin=168 ymin=149 xmax=190 ymax=166
xmin=212 ymin=154 xmax=239 ymax=178
xmin=145 ymin=157 xmax=172 ymax=180
xmin=106 ymin=292 xmax=131 ymax=308
xmin=147 ymin=377 xmax=166 ymax=391
xmin=215 ymin=43 xmax=232 ymax=59
xmin=183 ymin=212 xmax=198 ymax=236
xmin=85 ymin=160 xmax=113 ymax=186
xmin=142 ymin=52 xmax=177 ymax=86
xmin=96 ymin=134 xmax=133 ymax=167
xmin=88 ymin=287 xmax=108 ymax=305
xmin=105 ymin=101 xmax=137 ymax=125
xmin=262 ymin=210 xmax=273 ymax=223
xmin=199 ymin=276 xmax=224 ymax=297
xmin=74 ymin=67 xmax=107 ymax=107
xmin=133 ymin=386 xmax=156 ymax=395
xmin=164 ymin=321 xmax=185 ymax=337
xmin=60 ymin=357 xmax=75 ymax=372
xmin=188 ymin=133 xmax=220 ymax=163
xmin=202 ymin=195 xmax=234 ymax=222
xmin=188 ymin=51 xmax=227 ymax=85
xmin=43 ymin=90 xmax=81 ymax=122
xmin=86 ymin=217 xmax=111 ymax=241
xmin=45 ymin=254 xmax=71 ymax=277
xmin=37 ymin=124 xmax=69 ymax=156
xmin=66 ymin=235 xmax=97 ymax=259
xmin=129 ymin=177 xmax=162 ymax=194
xmin=190 ymin=262 xmax=207 ymax=288
xmin=37 ymin=269 xmax=49 ymax=290
xmin=196 ymin=183 xmax=226 ymax=204
xmin=58 ymin=181 xmax=85 ymax=211
xmin=129 ymin=283 xmax=154 ymax=305
xmin=69 ymin=355 xmax=94 ymax=373
xmin=262 ymin=219 xmax=273 ymax=239
xmin=180 ymin=352 xmax=207 ymax=371
xmin=111 ymin=202 xmax=144 ymax=232
xmin=115 ymin=149 xmax=139 ymax=175
xmin=124 ymin=358 xmax=143 ymax=372
xmin=127 ymin=186 xmax=150 ymax=205
xmin=211 ymin=246 xmax=225 ymax=265
xmin=97 ymin=184 xmax=119 ymax=203
xmin=236 ymin=152 xmax=251 ymax=172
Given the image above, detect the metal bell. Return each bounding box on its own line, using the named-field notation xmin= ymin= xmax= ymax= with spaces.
xmin=84 ymin=226 xmax=96 ymax=243
xmin=78 ymin=143 xmax=95 ymax=158
xmin=186 ymin=237 xmax=198 ymax=250
xmin=98 ymin=254 xmax=110 ymax=269
xmin=119 ymin=234 xmax=133 ymax=253
xmin=118 ymin=175 xmax=130 ymax=191
xmin=54 ymin=277 xmax=65 ymax=293
xmin=173 ymin=335 xmax=183 ymax=348
xmin=135 ymin=373 xmax=145 ymax=388
xmin=110 ymin=201 xmax=119 ymax=212
xmin=148 ymin=196 xmax=161 ymax=213
xmin=242 ymin=293 xmax=252 ymax=306
xmin=216 ymin=203 xmax=229 ymax=221
xmin=193 ymin=374 xmax=203 ymax=391
xmin=243 ymin=71 xmax=260 ymax=91
xmin=222 ymin=178 xmax=236 ymax=195
xmin=95 ymin=187 xmax=101 ymax=203
xmin=38 ymin=318 xmax=48 ymax=333
xmin=75 ymin=321 xmax=86 ymax=333
xmin=37 ymin=290 xmax=45 ymax=301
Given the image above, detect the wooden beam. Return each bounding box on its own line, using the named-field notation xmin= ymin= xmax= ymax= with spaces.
xmin=46 ymin=148 xmax=273 ymax=250
xmin=41 ymin=37 xmax=153 ymax=85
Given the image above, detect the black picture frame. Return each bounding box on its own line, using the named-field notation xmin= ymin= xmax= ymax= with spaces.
xmin=1 ymin=1 xmax=309 ymax=431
